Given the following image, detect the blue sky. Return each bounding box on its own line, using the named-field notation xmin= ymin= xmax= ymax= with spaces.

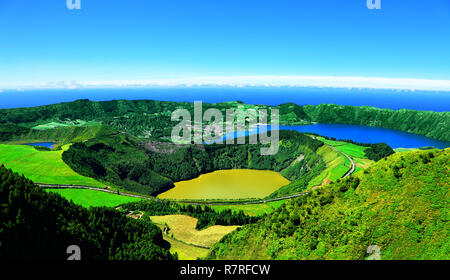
xmin=0 ymin=0 xmax=450 ymax=90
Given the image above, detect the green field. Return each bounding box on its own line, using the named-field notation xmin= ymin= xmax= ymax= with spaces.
xmin=162 ymin=234 xmax=209 ymax=260
xmin=394 ymin=148 xmax=421 ymax=153
xmin=0 ymin=144 xmax=105 ymax=187
xmin=317 ymin=137 xmax=375 ymax=172
xmin=150 ymin=214 xmax=239 ymax=248
xmin=317 ymin=137 xmax=368 ymax=158
xmin=47 ymin=188 xmax=142 ymax=208
xmin=33 ymin=120 xmax=101 ymax=130
xmin=306 ymin=137 xmax=375 ymax=189
xmin=158 ymin=169 xmax=290 ymax=200
xmin=307 ymin=145 xmax=348 ymax=188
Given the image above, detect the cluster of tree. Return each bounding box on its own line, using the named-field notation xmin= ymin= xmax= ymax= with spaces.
xmin=363 ymin=143 xmax=395 ymax=161
xmin=0 ymin=165 xmax=175 ymax=260
xmin=62 ymin=130 xmax=325 ymax=196
xmin=0 ymin=124 xmax=29 ymax=142
xmin=207 ymin=149 xmax=449 ymax=260
xmin=121 ymin=200 xmax=259 ymax=230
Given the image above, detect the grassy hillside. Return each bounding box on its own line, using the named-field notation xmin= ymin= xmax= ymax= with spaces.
xmin=0 ymin=144 xmax=106 ymax=187
xmin=162 ymin=234 xmax=209 ymax=260
xmin=0 ymin=123 xmax=117 ymax=145
xmin=48 ymin=188 xmax=142 ymax=208
xmin=306 ymin=145 xmax=349 ymax=188
xmin=209 ymin=200 xmax=286 ymax=216
xmin=208 ymin=148 xmax=449 ymax=260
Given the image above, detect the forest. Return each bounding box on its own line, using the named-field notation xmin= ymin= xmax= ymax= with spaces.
xmin=0 ymin=165 xmax=175 ymax=260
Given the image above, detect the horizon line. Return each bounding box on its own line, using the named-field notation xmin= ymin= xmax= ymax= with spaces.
xmin=1 ymin=75 xmax=450 ymax=92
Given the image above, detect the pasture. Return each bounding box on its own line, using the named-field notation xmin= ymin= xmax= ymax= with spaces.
xmin=317 ymin=137 xmax=368 ymax=158
xmin=0 ymin=144 xmax=105 ymax=187
xmin=150 ymin=214 xmax=239 ymax=248
xmin=47 ymin=188 xmax=141 ymax=208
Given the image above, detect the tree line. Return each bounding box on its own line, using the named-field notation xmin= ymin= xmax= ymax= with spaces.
xmin=0 ymin=165 xmax=175 ymax=260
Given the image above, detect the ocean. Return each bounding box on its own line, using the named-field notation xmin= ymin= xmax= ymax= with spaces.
xmin=0 ymin=87 xmax=449 ymax=111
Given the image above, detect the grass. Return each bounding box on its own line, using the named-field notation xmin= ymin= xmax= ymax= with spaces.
xmin=307 ymin=145 xmax=347 ymax=188
xmin=394 ymin=148 xmax=421 ymax=153
xmin=33 ymin=120 xmax=101 ymax=130
xmin=150 ymin=214 xmax=239 ymax=248
xmin=47 ymin=188 xmax=142 ymax=208
xmin=307 ymin=137 xmax=375 ymax=188
xmin=162 ymin=234 xmax=209 ymax=260
xmin=317 ymin=137 xmax=368 ymax=159
xmin=209 ymin=200 xmax=286 ymax=216
xmin=0 ymin=144 xmax=105 ymax=187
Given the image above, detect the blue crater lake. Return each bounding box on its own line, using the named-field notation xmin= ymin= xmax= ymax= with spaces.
xmin=218 ymin=124 xmax=450 ymax=149
xmin=280 ymin=124 xmax=450 ymax=149
xmin=23 ymin=142 xmax=56 ymax=148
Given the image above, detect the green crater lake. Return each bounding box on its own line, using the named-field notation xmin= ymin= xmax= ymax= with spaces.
xmin=157 ymin=169 xmax=290 ymax=200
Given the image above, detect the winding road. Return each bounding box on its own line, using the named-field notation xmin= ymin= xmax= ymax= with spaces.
xmin=329 ymin=146 xmax=356 ymax=178
xmin=37 ymin=146 xmax=355 ymax=206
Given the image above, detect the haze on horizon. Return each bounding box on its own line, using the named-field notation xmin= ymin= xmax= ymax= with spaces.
xmin=0 ymin=0 xmax=449 ymax=91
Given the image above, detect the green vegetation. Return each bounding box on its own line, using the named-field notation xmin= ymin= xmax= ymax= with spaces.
xmin=0 ymin=123 xmax=117 ymax=145
xmin=47 ymin=188 xmax=142 ymax=208
xmin=0 ymin=99 xmax=448 ymax=141
xmin=162 ymin=234 xmax=209 ymax=260
xmin=394 ymin=148 xmax=421 ymax=153
xmin=207 ymin=149 xmax=450 ymax=260
xmin=120 ymin=199 xmax=259 ymax=230
xmin=306 ymin=145 xmax=348 ymax=188
xmin=33 ymin=120 xmax=101 ymax=130
xmin=301 ymin=103 xmax=450 ymax=141
xmin=0 ymin=144 xmax=106 ymax=187
xmin=317 ymin=137 xmax=368 ymax=158
xmin=150 ymin=214 xmax=239 ymax=248
xmin=315 ymin=136 xmax=394 ymax=161
xmin=209 ymin=200 xmax=286 ymax=216
xmin=0 ymin=165 xmax=175 ymax=260
xmin=62 ymin=130 xmax=325 ymax=197
xmin=364 ymin=143 xmax=395 ymax=161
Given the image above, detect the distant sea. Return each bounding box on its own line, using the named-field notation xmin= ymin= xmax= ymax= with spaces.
xmin=0 ymin=87 xmax=449 ymax=111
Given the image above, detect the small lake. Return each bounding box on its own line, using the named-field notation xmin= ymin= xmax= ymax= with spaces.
xmin=157 ymin=169 xmax=290 ymax=200
xmin=23 ymin=142 xmax=56 ymax=148
xmin=217 ymin=124 xmax=450 ymax=149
